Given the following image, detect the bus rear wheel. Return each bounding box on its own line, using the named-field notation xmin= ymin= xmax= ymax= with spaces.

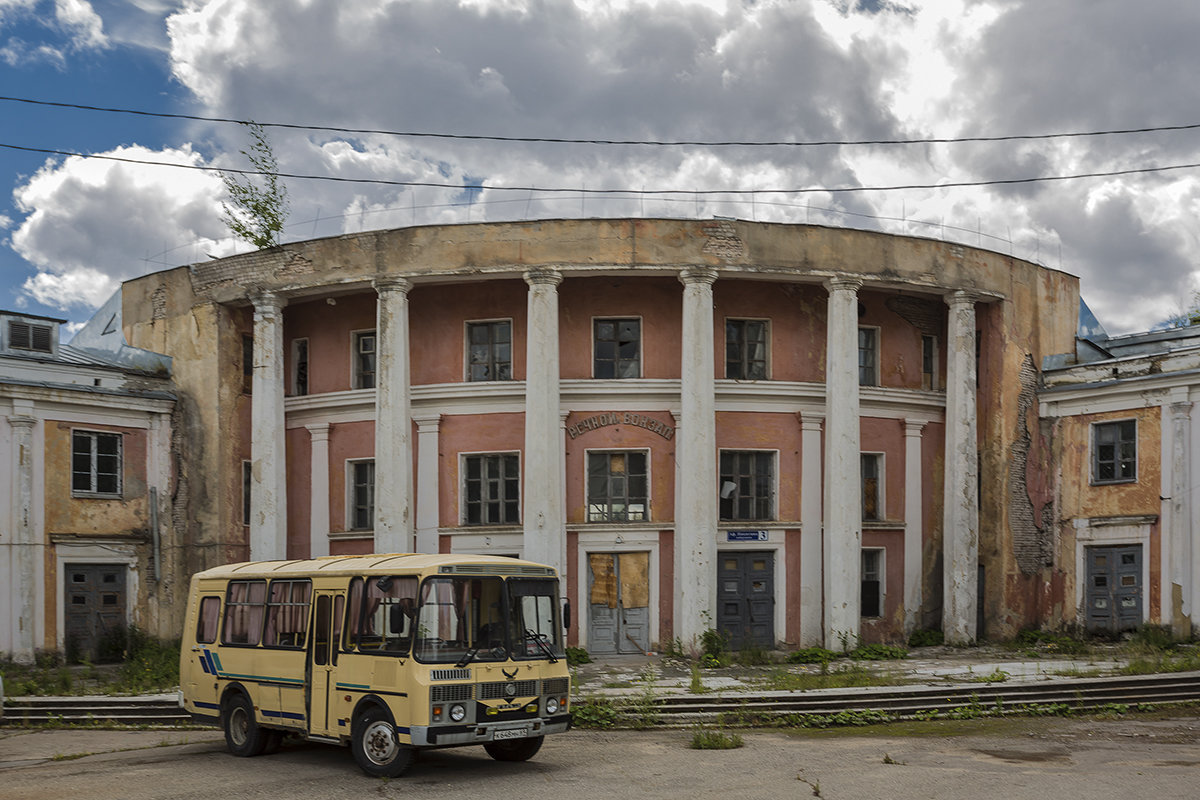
xmin=223 ymin=693 xmax=268 ymax=757
xmin=352 ymin=707 xmax=414 ymax=778
xmin=484 ymin=735 xmax=544 ymax=762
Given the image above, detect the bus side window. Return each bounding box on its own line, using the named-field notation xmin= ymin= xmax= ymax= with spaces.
xmin=222 ymin=580 xmax=267 ymax=645
xmin=346 ymin=577 xmax=364 ymax=651
xmin=364 ymin=576 xmax=418 ymax=653
xmin=197 ymin=596 xmax=220 ymax=644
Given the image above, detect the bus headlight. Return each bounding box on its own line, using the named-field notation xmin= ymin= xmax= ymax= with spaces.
xmin=546 ymin=697 xmax=560 ymax=715
xmin=449 ymin=704 xmax=467 ymax=722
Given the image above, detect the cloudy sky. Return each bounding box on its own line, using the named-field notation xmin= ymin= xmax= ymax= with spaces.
xmin=2 ymin=0 xmax=1200 ymax=336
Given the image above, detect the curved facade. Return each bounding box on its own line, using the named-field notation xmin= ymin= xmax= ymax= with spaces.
xmin=121 ymin=219 xmax=1081 ymax=650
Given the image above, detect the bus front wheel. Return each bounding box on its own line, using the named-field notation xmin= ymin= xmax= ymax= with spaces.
xmin=223 ymin=693 xmax=268 ymax=757
xmin=352 ymin=707 xmax=414 ymax=778
xmin=484 ymin=735 xmax=544 ymax=762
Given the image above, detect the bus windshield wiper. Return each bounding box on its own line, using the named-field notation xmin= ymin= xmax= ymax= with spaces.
xmin=455 ymin=646 xmax=479 ymax=668
xmin=525 ymin=633 xmax=556 ymax=662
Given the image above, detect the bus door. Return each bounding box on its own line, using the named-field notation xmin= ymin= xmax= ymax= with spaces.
xmin=308 ymin=591 xmax=344 ymax=736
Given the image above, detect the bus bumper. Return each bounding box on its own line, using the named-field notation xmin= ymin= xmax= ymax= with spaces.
xmin=411 ymin=714 xmax=572 ymax=746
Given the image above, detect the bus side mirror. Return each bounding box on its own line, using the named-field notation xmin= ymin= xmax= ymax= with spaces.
xmin=563 ymin=600 xmax=571 ymax=630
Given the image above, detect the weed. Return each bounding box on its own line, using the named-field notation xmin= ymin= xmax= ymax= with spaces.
xmin=565 ymin=646 xmax=592 ymax=666
xmin=626 ymin=665 xmax=661 ymax=728
xmin=968 ymin=668 xmax=1010 ymax=684
xmin=689 ymin=663 xmax=707 ymax=694
xmin=700 ymin=628 xmax=729 ymax=665
xmin=882 ymin=753 xmax=905 ymax=765
xmin=750 ymin=664 xmax=908 ymax=692
xmin=690 ymin=727 xmax=744 ymax=749
xmin=848 ymin=643 xmax=908 ymax=661
xmin=1127 ymin=624 xmax=1180 ymax=652
xmin=786 ymin=647 xmax=836 ymax=665
xmin=733 ymin=645 xmax=774 ymax=666
xmin=570 ymin=696 xmax=620 ymax=729
xmin=907 ymin=628 xmax=944 ymax=648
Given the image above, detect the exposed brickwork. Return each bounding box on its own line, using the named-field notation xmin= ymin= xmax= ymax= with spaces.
xmin=884 ymin=295 xmax=943 ymax=336
xmin=701 ymin=220 xmax=745 ymax=259
xmin=1008 ymin=354 xmax=1051 ymax=573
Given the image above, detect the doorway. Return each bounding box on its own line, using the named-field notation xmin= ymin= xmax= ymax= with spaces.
xmin=63 ymin=564 xmax=127 ymax=663
xmin=1085 ymin=545 xmax=1142 ymax=633
xmin=717 ymin=551 xmax=775 ymax=650
xmin=587 ymin=552 xmax=651 ymax=655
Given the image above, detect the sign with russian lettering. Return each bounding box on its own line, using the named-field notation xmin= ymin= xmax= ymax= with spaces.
xmin=726 ymin=530 xmax=769 ymax=542
xmin=566 ymin=412 xmax=675 ymax=440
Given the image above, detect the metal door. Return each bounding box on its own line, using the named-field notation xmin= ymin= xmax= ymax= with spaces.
xmin=63 ymin=564 xmax=127 ymax=663
xmin=717 ymin=551 xmax=775 ymax=650
xmin=587 ymin=552 xmax=650 ymax=655
xmin=307 ymin=592 xmax=343 ymax=735
xmin=1085 ymin=545 xmax=1142 ymax=632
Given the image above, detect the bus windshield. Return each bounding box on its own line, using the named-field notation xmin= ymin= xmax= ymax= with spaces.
xmin=413 ymin=576 xmax=563 ymax=664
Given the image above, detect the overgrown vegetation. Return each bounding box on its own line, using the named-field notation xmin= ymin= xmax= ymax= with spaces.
xmin=220 ymin=121 xmax=289 ymax=250
xmin=690 ymin=726 xmax=744 ymax=749
xmin=907 ymin=628 xmax=944 ymax=648
xmin=748 ymin=664 xmax=907 ymax=692
xmin=566 ymin=646 xmax=592 ymax=666
xmin=0 ymin=628 xmax=180 ymax=696
xmin=569 ymin=696 xmax=620 ymax=729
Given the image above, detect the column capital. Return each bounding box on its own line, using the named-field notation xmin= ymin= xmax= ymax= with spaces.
xmin=524 ymin=268 xmax=563 ymax=287
xmin=1168 ymin=400 xmax=1193 ymax=419
xmin=413 ymin=414 xmax=442 ymax=432
xmin=945 ymin=289 xmax=980 ymax=309
xmin=250 ymin=290 xmax=286 ymax=314
xmin=679 ymin=267 xmax=718 ymax=287
xmin=903 ymin=419 xmax=928 ymax=437
xmin=824 ymin=275 xmax=863 ymax=294
xmin=374 ymin=276 xmax=413 ymax=295
xmin=304 ymin=422 xmax=331 ymax=441
xmin=799 ymin=411 xmax=824 ymax=431
xmin=7 ymin=413 xmax=35 ymax=430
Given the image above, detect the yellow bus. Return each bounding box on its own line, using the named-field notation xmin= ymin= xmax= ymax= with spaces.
xmin=179 ymin=553 xmax=572 ymax=777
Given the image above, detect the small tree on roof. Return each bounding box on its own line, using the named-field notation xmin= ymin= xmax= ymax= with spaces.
xmin=221 ymin=122 xmax=289 ymax=250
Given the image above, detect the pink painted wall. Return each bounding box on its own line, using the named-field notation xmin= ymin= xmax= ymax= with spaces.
xmin=715 ymin=412 xmax=802 ymax=521
xmin=558 ymin=277 xmax=682 ymax=379
xmin=861 ymin=529 xmax=905 ymax=642
xmin=858 ymin=289 xmax=947 ymax=390
xmin=438 ymin=412 xmax=525 ymax=528
xmin=659 ymin=529 xmax=674 ymax=647
xmin=563 ymin=411 xmax=677 ymax=524
xmin=859 ymin=416 xmax=906 ymax=522
xmin=785 ymin=529 xmax=804 ymax=643
xmin=285 ymin=426 xmax=311 ymax=558
xmin=714 ymin=280 xmax=827 ymax=382
xmin=327 ymin=420 xmax=374 ymax=534
xmin=409 ymin=280 xmax=528 ymax=384
xmin=283 ymin=293 xmax=376 ymax=395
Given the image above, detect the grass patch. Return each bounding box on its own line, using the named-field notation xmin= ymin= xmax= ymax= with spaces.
xmin=565 ymin=646 xmax=592 ymax=666
xmin=0 ymin=628 xmax=180 ymax=697
xmin=570 ymin=696 xmax=620 ymax=729
xmin=749 ymin=664 xmax=908 ymax=692
xmin=690 ymin=727 xmax=744 ymax=749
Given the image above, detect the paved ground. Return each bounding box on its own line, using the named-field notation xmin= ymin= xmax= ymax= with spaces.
xmin=571 ymin=643 xmax=1133 ymax=696
xmin=3 ymin=712 xmax=1200 ymax=800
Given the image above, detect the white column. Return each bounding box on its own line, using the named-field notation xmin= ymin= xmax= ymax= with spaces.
xmin=306 ymin=423 xmax=331 ymax=559
xmin=799 ymin=412 xmax=825 ymax=647
xmin=677 ymin=267 xmax=718 ymax=646
xmin=374 ymin=277 xmax=414 ymax=554
xmin=250 ymin=292 xmax=288 ymax=562
xmin=903 ymin=419 xmax=927 ymax=636
xmin=523 ymin=269 xmax=564 ymax=572
xmin=1167 ymin=398 xmax=1194 ymax=635
xmin=7 ymin=403 xmax=36 ymax=663
xmin=414 ymin=414 xmax=441 ymax=555
xmin=823 ymin=277 xmax=862 ymax=647
xmin=942 ymin=290 xmax=979 ymax=643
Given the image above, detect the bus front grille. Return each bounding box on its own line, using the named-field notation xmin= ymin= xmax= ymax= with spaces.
xmin=431 ymin=684 xmax=474 ymax=702
xmin=542 ymin=677 xmax=569 ymax=695
xmin=479 ymin=679 xmax=539 ymax=699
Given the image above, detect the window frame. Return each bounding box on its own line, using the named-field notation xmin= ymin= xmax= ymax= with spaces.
xmin=7 ymin=319 xmax=54 ymax=353
xmin=462 ymin=451 xmax=522 ymax=526
xmin=1091 ymin=419 xmax=1138 ymax=485
xmin=921 ymin=334 xmax=938 ymax=391
xmin=291 ymin=337 xmax=309 ymax=396
xmin=352 ymin=329 xmax=377 ymax=390
xmin=347 ymin=459 xmax=376 ymax=531
xmin=725 ymin=318 xmax=770 ymax=380
xmin=585 ymin=449 xmax=650 ymax=523
xmin=262 ymin=579 xmax=313 ymax=649
xmin=71 ymin=429 xmax=123 ymax=498
xmin=592 ymin=317 xmax=642 ymax=379
xmin=465 ymin=319 xmax=514 ymax=382
xmin=861 ymin=452 xmax=884 ymax=522
xmin=861 ymin=548 xmax=885 ymax=618
xmin=718 ymin=449 xmax=776 ymax=522
xmin=857 ymin=326 xmax=879 ymax=387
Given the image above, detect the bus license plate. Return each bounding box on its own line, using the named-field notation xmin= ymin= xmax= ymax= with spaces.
xmin=492 ymin=728 xmax=527 ymax=741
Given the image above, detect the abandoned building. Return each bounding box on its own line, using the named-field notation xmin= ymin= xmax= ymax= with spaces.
xmin=0 ymin=300 xmax=175 ymax=663
xmin=2 ymin=218 xmax=1196 ymax=660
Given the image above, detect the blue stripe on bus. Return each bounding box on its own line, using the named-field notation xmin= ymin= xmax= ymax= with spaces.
xmin=194 ymin=701 xmax=221 ymax=711
xmin=210 ymin=651 xmax=223 ymax=672
xmin=262 ymin=709 xmax=306 ymax=721
xmin=204 ymin=650 xmax=218 ymax=675
xmin=198 ymin=655 xmax=210 ymax=674
xmin=335 ymin=683 xmax=371 ymax=690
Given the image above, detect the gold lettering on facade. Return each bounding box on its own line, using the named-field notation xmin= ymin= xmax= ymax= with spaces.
xmin=566 ymin=412 xmax=675 ymax=440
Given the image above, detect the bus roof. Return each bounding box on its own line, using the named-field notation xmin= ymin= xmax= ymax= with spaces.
xmin=191 ymin=553 xmax=559 ymax=580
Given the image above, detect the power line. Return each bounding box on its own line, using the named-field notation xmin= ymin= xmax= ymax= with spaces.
xmin=3 ymin=140 xmax=1199 ymax=196
xmin=3 ymin=94 xmax=1200 ymax=148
